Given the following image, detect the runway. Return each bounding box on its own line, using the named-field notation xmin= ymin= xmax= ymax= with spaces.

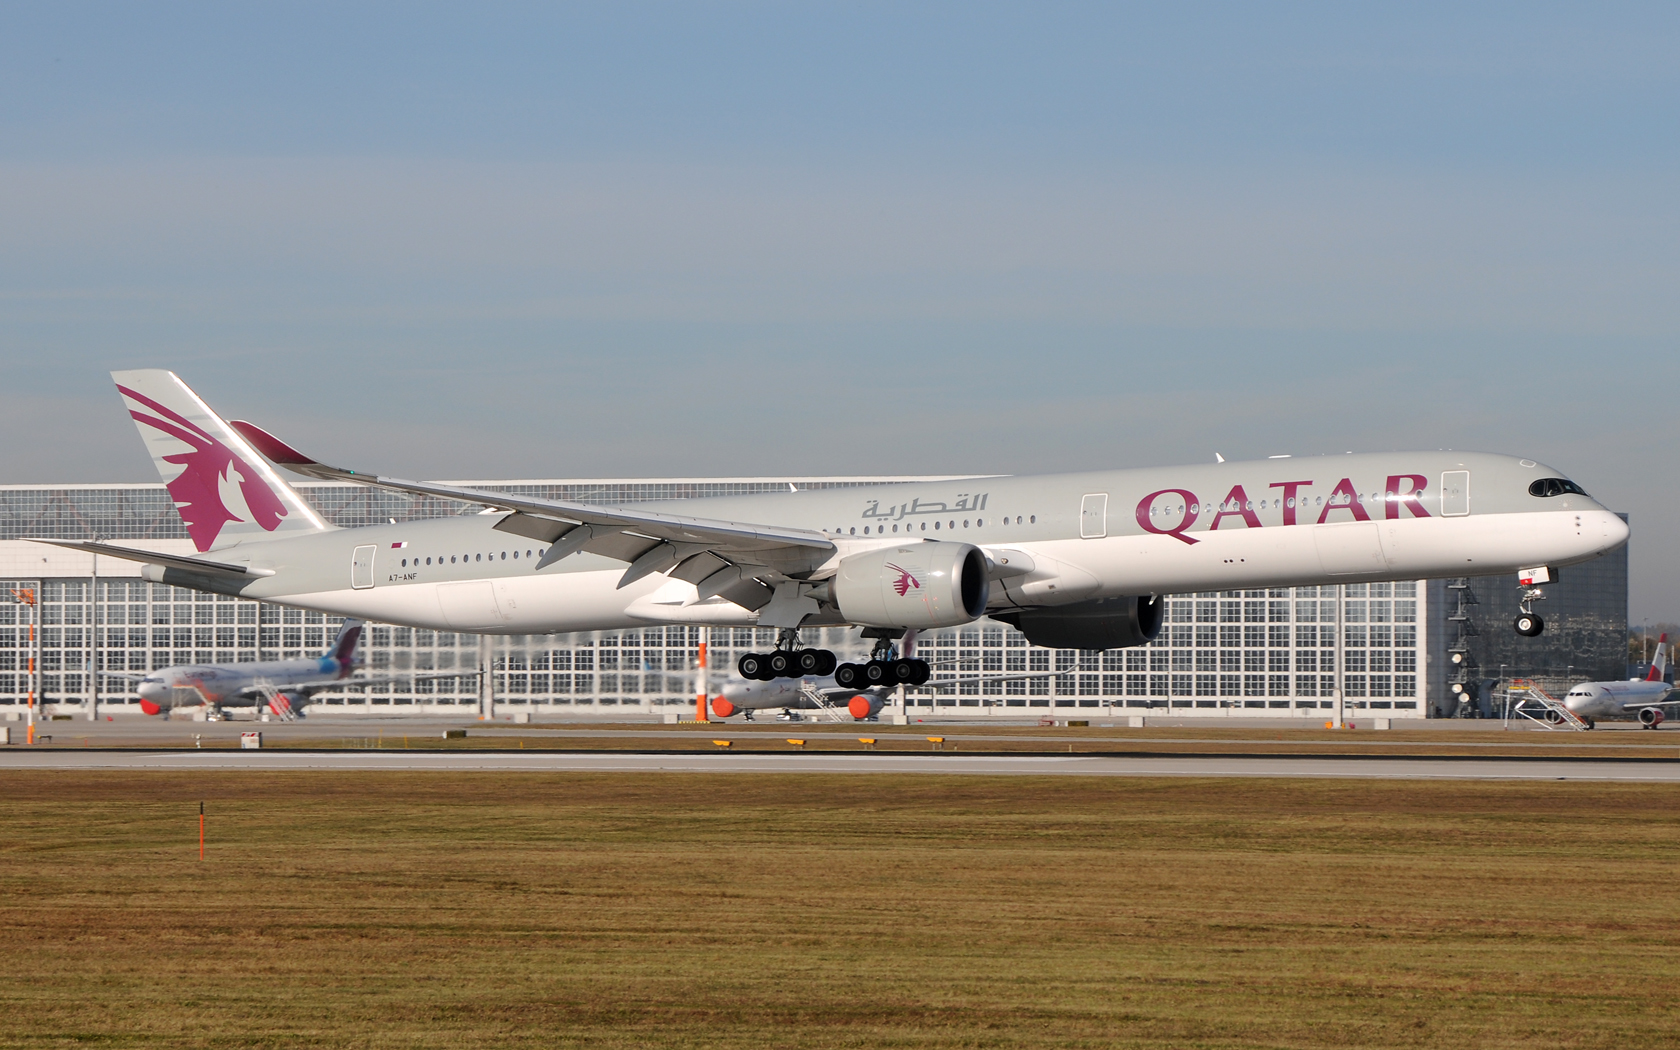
xmin=4 ymin=749 xmax=1679 ymax=780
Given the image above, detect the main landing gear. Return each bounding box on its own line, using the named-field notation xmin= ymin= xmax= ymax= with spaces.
xmin=738 ymin=648 xmax=837 ymax=679
xmin=835 ymin=629 xmax=930 ymax=688
xmin=738 ymin=628 xmax=839 ymax=681
xmin=834 ymin=658 xmax=930 ymax=688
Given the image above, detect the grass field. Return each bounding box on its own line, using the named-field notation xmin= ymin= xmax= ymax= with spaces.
xmin=3 ymin=772 xmax=1677 ymax=1048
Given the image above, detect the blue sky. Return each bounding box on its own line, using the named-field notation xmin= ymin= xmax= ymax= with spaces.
xmin=3 ymin=3 xmax=1677 ymax=621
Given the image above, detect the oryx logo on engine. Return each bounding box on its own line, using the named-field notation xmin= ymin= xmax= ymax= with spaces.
xmin=887 ymin=563 xmax=920 ymax=597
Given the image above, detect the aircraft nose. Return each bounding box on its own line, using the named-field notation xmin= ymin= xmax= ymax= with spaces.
xmin=1605 ymin=512 xmax=1630 ymax=548
xmin=137 ymin=680 xmax=163 ymax=700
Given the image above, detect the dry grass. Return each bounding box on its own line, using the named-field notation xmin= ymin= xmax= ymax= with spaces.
xmin=2 ymin=772 xmax=1678 ymax=1048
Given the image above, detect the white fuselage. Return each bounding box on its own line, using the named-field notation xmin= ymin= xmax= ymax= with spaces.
xmin=168 ymin=452 xmax=1630 ymax=637
xmin=1563 ymin=680 xmax=1675 ymax=723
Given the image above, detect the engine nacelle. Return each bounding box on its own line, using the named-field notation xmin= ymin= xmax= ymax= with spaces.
xmin=1640 ymin=707 xmax=1664 ymax=727
xmin=711 ymin=697 xmax=737 ymax=718
xmin=830 ymin=542 xmax=989 ymax=629
xmin=847 ymin=694 xmax=885 ymax=720
xmin=995 ymin=595 xmax=1164 ymax=651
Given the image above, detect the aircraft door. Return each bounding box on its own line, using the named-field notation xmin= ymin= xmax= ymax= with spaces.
xmin=1440 ymin=471 xmax=1470 ymax=516
xmin=351 ymin=545 xmax=376 ymax=589
xmin=1079 ymin=493 xmax=1108 ymax=539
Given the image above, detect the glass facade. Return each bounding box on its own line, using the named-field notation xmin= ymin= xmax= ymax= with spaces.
xmin=0 ymin=580 xmax=1424 ymax=717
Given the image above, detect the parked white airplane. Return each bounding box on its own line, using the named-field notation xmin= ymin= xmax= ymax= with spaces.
xmin=1562 ymin=634 xmax=1676 ymax=729
xmin=105 ymin=619 xmax=454 ymax=718
xmin=39 ymin=371 xmax=1629 ymax=682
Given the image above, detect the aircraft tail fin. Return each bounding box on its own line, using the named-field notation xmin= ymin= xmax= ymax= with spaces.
xmin=111 ymin=370 xmax=331 ymax=553
xmin=328 ymin=619 xmax=365 ymax=670
xmin=1647 ymin=633 xmax=1670 ymax=683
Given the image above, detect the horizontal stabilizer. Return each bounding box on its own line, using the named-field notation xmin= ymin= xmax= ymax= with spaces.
xmin=28 ymin=539 xmax=275 ymax=579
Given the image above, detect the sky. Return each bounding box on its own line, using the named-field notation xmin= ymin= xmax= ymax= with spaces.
xmin=2 ymin=2 xmax=1676 ymax=621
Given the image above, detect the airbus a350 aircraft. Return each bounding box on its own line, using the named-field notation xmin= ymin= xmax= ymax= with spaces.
xmin=1561 ymin=635 xmax=1675 ymax=729
xmin=38 ymin=371 xmax=1629 ymax=680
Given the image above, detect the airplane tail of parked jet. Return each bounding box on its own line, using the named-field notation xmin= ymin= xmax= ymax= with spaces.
xmin=1646 ymin=634 xmax=1670 ymax=683
xmin=111 ymin=369 xmax=331 ymax=552
xmin=329 ymin=618 xmax=365 ymax=672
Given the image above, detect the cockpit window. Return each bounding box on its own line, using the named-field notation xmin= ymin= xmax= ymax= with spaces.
xmin=1529 ymin=478 xmax=1588 ymax=498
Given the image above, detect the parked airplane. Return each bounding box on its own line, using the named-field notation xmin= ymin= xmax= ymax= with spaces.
xmin=40 ymin=371 xmax=1630 ymax=682
xmin=1561 ymin=634 xmax=1676 ymax=729
xmin=104 ymin=619 xmax=446 ymax=718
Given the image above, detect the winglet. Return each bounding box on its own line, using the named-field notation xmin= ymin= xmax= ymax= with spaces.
xmin=229 ymin=420 xmax=369 ymax=484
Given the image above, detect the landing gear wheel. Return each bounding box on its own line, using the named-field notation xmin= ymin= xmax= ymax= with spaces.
xmin=814 ymin=650 xmax=837 ymax=676
xmin=890 ymin=659 xmax=920 ymax=685
xmin=835 ymin=662 xmax=865 ymax=688
xmin=738 ymin=653 xmax=770 ymax=680
xmin=863 ymin=660 xmax=892 ymax=686
xmin=1514 ymin=614 xmax=1544 ymax=637
xmin=1585 ymin=718 xmax=1596 ymax=730
xmin=768 ymin=650 xmax=796 ymax=677
xmin=795 ymin=649 xmax=824 ymax=675
xmin=907 ymin=659 xmax=931 ymax=686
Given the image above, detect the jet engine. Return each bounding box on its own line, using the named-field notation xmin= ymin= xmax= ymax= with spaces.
xmin=829 ymin=542 xmax=989 ymax=629
xmin=711 ymin=697 xmax=737 ymax=718
xmin=1640 ymin=707 xmax=1664 ymax=728
xmin=847 ymin=693 xmax=885 ymax=720
xmin=994 ymin=595 xmax=1164 ymax=651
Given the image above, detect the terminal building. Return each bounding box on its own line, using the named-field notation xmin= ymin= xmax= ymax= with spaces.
xmin=0 ymin=480 xmax=1628 ymax=720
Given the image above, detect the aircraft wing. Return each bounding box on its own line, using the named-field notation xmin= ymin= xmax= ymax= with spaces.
xmin=1618 ymin=694 xmax=1680 ymax=710
xmin=95 ymin=669 xmax=149 ymax=682
xmin=27 ymin=539 xmax=277 ymax=579
xmin=920 ymin=671 xmax=1061 ymax=692
xmin=230 ymin=420 xmax=834 ymax=604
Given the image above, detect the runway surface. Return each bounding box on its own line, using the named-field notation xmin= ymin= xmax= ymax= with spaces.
xmin=4 ymin=750 xmax=1679 ymax=780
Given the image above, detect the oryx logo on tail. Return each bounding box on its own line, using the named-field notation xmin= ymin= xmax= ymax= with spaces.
xmin=119 ymin=384 xmax=288 ymax=550
xmin=887 ymin=563 xmax=920 ymax=597
xmin=111 ymin=370 xmax=330 ymax=553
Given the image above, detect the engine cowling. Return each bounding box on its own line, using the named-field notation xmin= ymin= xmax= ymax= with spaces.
xmin=994 ymin=595 xmax=1164 ymax=651
xmin=711 ymin=697 xmax=737 ymax=718
xmin=848 ymin=694 xmax=885 ymax=720
xmin=1640 ymin=707 xmax=1664 ymax=727
xmin=830 ymin=542 xmax=989 ymax=629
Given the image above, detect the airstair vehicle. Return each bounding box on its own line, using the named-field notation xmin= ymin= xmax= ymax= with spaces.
xmin=798 ymin=682 xmax=849 ymax=722
xmin=1504 ymin=678 xmax=1590 ymax=731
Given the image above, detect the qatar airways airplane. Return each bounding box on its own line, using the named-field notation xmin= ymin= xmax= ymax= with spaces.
xmin=37 ymin=370 xmax=1629 ymax=684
